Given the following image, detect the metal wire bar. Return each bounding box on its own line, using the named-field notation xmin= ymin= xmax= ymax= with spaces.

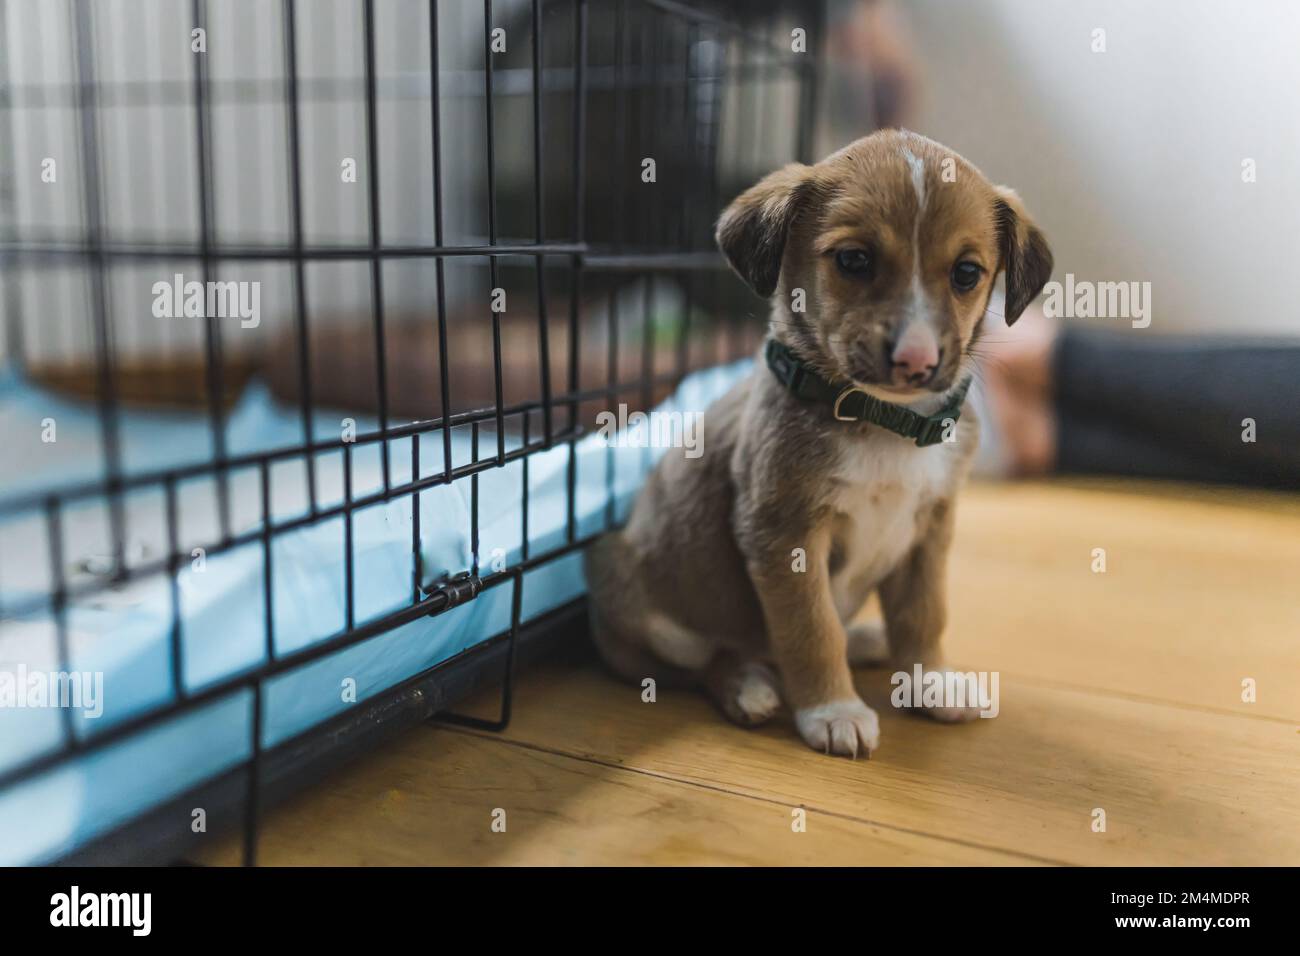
xmin=411 ymin=433 xmax=422 ymax=604
xmin=165 ymin=475 xmax=184 ymax=700
xmin=484 ymin=0 xmax=506 ymax=467
xmin=1 ymin=239 xmax=587 ymax=261
xmin=531 ymin=0 xmax=553 ymax=448
xmin=431 ymin=1 xmax=456 ymax=478
xmin=0 ymin=0 xmax=24 ymax=372
xmin=71 ymin=0 xmax=126 ymax=580
xmin=565 ymin=0 xmax=587 ymax=545
xmin=191 ymin=0 xmax=232 ymax=546
xmin=344 ymin=442 xmax=355 ymax=631
xmin=243 ymin=681 xmax=262 ymax=865
xmin=283 ymin=0 xmax=319 ymax=516
xmin=43 ymin=499 xmax=74 ymax=746
xmin=363 ymin=0 xmax=392 ymax=494
xmin=0 ymin=61 xmax=795 ymax=112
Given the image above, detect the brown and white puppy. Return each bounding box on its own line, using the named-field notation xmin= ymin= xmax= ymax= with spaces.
xmin=584 ymin=130 xmax=1052 ymax=756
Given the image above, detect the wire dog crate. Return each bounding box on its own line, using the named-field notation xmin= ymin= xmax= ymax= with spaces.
xmin=0 ymin=0 xmax=824 ymax=864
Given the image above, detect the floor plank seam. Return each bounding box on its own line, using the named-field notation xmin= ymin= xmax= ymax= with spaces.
xmin=975 ymin=668 xmax=1299 ymax=726
xmin=432 ymin=724 xmax=1074 ymax=866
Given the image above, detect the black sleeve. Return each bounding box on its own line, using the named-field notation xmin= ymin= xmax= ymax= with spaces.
xmin=1052 ymin=326 xmax=1300 ymax=491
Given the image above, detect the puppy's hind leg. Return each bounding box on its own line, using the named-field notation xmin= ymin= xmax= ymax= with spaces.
xmin=584 ymin=532 xmax=697 ymax=689
xmin=703 ymin=652 xmax=782 ymax=727
xmin=846 ymin=619 xmax=890 ymax=667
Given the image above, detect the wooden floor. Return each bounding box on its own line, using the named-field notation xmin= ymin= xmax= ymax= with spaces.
xmin=200 ymin=479 xmax=1300 ymax=866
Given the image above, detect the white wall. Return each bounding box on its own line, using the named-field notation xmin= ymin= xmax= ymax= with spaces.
xmin=898 ymin=0 xmax=1299 ymax=335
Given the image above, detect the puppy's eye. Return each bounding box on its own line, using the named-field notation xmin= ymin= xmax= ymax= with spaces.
xmin=835 ymin=248 xmax=873 ymax=277
xmin=950 ymin=261 xmax=982 ymax=292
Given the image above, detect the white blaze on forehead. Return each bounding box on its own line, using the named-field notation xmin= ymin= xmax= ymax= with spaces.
xmin=900 ymin=145 xmax=933 ymax=327
xmin=901 ymin=145 xmax=927 ymax=214
xmin=900 ymin=145 xmax=927 ymax=258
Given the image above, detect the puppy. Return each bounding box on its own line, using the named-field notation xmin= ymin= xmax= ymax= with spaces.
xmin=584 ymin=130 xmax=1052 ymax=756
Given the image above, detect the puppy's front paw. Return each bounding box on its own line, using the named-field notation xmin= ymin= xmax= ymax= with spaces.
xmin=900 ymin=666 xmax=992 ymax=723
xmin=922 ymin=703 xmax=983 ymax=723
xmin=794 ymin=698 xmax=880 ymax=758
xmin=715 ymin=662 xmax=782 ymax=727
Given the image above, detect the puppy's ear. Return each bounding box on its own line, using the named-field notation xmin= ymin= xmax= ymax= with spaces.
xmin=993 ymin=187 xmax=1053 ymax=325
xmin=715 ymin=163 xmax=819 ymax=298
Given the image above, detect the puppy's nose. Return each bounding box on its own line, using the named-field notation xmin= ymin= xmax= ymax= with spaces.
xmin=888 ymin=324 xmax=940 ymax=387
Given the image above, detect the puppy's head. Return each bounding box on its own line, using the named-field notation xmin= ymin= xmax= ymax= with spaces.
xmin=716 ymin=130 xmax=1052 ymax=399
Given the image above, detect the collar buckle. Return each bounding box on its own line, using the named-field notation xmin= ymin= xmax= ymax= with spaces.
xmin=831 ymin=385 xmax=869 ymax=422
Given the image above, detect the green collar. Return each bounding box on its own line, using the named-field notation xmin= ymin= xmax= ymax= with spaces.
xmin=764 ymin=338 xmax=972 ymax=447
